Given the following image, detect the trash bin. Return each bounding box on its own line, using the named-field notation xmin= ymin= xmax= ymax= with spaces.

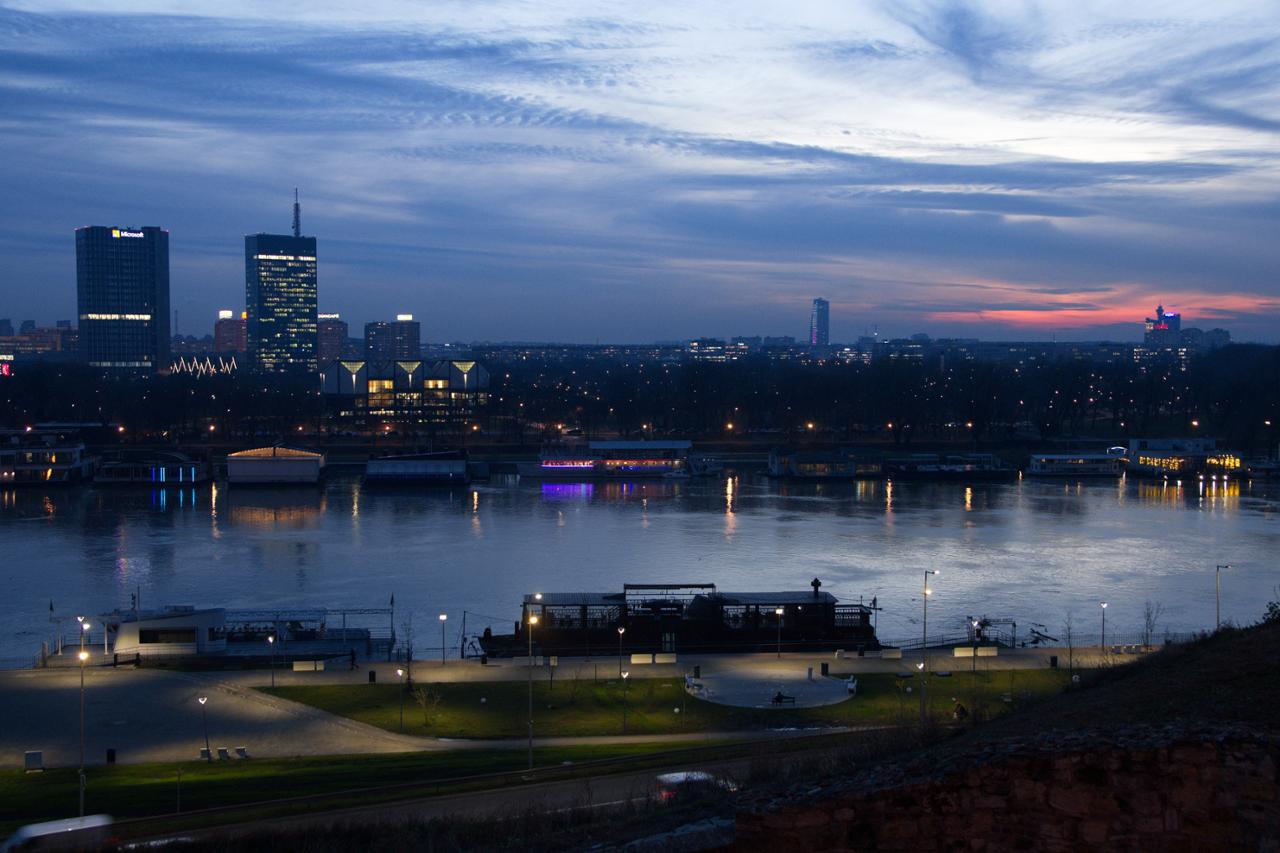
xmin=106 ymin=748 xmax=116 ymax=765
xmin=480 ymin=654 xmax=488 ymax=665
xmin=1050 ymin=655 xmax=1058 ymax=669
xmin=857 ymin=644 xmax=865 ymax=658
xmin=368 ymin=670 xmax=377 ymax=684
xmin=693 ymin=665 xmax=701 ymax=679
xmin=821 ymin=662 xmax=829 ymax=676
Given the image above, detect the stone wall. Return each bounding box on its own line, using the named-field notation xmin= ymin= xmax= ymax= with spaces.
xmin=732 ymin=725 xmax=1279 ymax=852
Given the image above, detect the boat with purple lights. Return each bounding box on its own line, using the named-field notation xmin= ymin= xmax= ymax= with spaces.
xmin=517 ymin=440 xmax=691 ymax=479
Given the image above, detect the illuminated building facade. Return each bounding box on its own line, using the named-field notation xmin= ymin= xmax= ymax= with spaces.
xmin=365 ymin=315 xmax=421 ymax=361
xmin=320 ymin=359 xmax=490 ymax=428
xmin=810 ymin=298 xmax=830 ymax=347
xmin=1144 ymin=304 xmax=1181 ymax=346
xmin=245 ymin=233 xmax=317 ymax=372
xmin=75 ymin=225 xmax=170 ymax=372
xmin=317 ymin=313 xmax=348 ymax=364
xmin=213 ymin=309 xmax=247 ymax=353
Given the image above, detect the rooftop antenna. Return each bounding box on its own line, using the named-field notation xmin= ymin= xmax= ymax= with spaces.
xmin=292 ymin=188 xmax=301 ymax=238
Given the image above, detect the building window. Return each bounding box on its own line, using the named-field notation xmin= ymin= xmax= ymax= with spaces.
xmin=139 ymin=628 xmax=198 ymax=644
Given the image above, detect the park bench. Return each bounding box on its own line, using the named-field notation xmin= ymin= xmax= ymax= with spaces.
xmin=770 ymin=692 xmax=796 ymax=706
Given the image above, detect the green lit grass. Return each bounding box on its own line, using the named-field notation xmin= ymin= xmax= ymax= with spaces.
xmin=265 ymin=669 xmax=1071 ymax=738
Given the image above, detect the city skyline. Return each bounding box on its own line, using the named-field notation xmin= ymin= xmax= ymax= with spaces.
xmin=1 ymin=3 xmax=1278 ymax=342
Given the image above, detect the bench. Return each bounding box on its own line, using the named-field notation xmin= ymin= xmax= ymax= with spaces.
xmin=770 ymin=693 xmax=796 ymax=706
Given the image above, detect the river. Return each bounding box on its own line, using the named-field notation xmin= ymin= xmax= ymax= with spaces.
xmin=1 ymin=472 xmax=1276 ymax=667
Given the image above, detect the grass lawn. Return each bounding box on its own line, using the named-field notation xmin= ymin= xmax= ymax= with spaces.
xmin=265 ymin=669 xmax=1071 ymax=738
xmin=0 ymin=742 xmax=694 ymax=837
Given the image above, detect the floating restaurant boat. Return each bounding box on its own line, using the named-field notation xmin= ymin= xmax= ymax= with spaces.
xmin=226 ymin=445 xmax=325 ymax=485
xmin=1026 ymin=451 xmax=1125 ymax=477
xmin=477 ymin=580 xmax=880 ymax=657
xmin=0 ymin=428 xmax=94 ymax=485
xmin=766 ymin=447 xmax=883 ymax=480
xmin=94 ymin=450 xmax=212 ymax=485
xmin=887 ymin=453 xmax=1017 ymax=482
xmin=517 ymin=440 xmax=692 ymax=479
xmin=364 ymin=451 xmax=469 ymax=486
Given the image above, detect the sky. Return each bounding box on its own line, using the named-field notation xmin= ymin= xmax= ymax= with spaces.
xmin=1 ymin=1 xmax=1278 ymax=343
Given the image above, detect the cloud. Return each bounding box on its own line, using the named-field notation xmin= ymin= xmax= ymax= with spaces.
xmin=0 ymin=2 xmax=1277 ymax=342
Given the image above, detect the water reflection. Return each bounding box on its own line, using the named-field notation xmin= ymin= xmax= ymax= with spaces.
xmin=224 ymin=488 xmax=326 ymax=529
xmin=2 ymin=472 xmax=1280 ymax=666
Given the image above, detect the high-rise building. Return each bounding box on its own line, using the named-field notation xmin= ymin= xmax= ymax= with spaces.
xmin=0 ymin=319 xmax=12 ymax=338
xmin=19 ymin=320 xmax=35 ymax=334
xmin=365 ymin=314 xmax=421 ymax=361
xmin=75 ymin=225 xmax=170 ymax=372
xmin=318 ymin=313 xmax=348 ymax=364
xmin=245 ymin=196 xmax=317 ymax=372
xmin=809 ymin=298 xmax=830 ymax=347
xmin=1143 ymin=305 xmax=1183 ymax=348
xmin=214 ymin=309 xmax=248 ymax=354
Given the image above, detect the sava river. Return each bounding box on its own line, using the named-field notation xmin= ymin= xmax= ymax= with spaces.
xmin=1 ymin=471 xmax=1277 ymax=667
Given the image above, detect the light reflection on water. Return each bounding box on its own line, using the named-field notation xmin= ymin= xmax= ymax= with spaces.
xmin=1 ymin=472 xmax=1277 ymax=665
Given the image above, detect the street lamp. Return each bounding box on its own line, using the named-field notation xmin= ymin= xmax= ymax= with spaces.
xmin=621 ymin=671 xmax=630 ymax=734
xmin=1215 ymin=565 xmax=1232 ymax=631
xmin=774 ymin=607 xmax=784 ymax=658
xmin=438 ymin=613 xmax=448 ymax=666
xmin=197 ymin=696 xmax=210 ymax=762
xmin=77 ymin=645 xmax=88 ymax=816
xmin=1100 ymin=602 xmax=1108 ymax=656
xmin=267 ymin=634 xmax=276 ymax=688
xmin=617 ymin=626 xmax=626 ymax=676
xmin=527 ymin=613 xmax=538 ymax=771
xmin=922 ymin=571 xmax=938 ymax=673
xmin=971 ymin=619 xmax=980 ymax=675
xmin=396 ymin=668 xmax=405 ymax=732
xmin=921 ymin=571 xmax=938 ymax=724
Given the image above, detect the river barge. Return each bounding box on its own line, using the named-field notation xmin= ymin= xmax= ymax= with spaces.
xmin=477 ymin=580 xmax=879 ymax=657
xmin=95 ymin=450 xmax=212 ymax=485
xmin=364 ymin=450 xmax=469 ymax=486
xmin=518 ymin=441 xmax=692 ymax=479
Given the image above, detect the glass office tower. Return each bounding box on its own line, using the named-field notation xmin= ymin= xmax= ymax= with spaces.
xmin=245 ymin=233 xmax=318 ymax=372
xmin=810 ymin=298 xmax=830 ymax=347
xmin=75 ymin=226 xmax=170 ymax=372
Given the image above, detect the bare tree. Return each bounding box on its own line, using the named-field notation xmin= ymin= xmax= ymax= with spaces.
xmin=1142 ymin=600 xmax=1165 ymax=649
xmin=413 ymin=685 xmax=443 ymax=730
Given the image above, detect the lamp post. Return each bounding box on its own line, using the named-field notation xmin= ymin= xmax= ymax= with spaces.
xmin=617 ymin=626 xmax=626 ymax=676
xmin=527 ymin=613 xmax=538 ymax=771
xmin=1215 ymin=565 xmax=1231 ymax=631
xmin=921 ymin=571 xmax=938 ymax=725
xmin=621 ymin=671 xmax=630 ymax=734
xmin=1100 ymin=602 xmax=1108 ymax=657
xmin=267 ymin=634 xmax=276 ymax=688
xmin=396 ymin=668 xmax=405 ymax=732
xmin=971 ymin=619 xmax=980 ymax=675
xmin=197 ymin=696 xmax=210 ymax=762
xmin=77 ymin=638 xmax=88 ymax=817
xmin=774 ymin=607 xmax=784 ymax=658
xmin=439 ymin=613 xmax=448 ymax=666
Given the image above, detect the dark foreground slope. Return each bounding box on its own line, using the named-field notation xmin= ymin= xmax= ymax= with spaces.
xmin=731 ymin=621 xmax=1280 ymax=852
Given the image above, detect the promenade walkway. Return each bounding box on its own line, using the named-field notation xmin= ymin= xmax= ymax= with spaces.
xmin=0 ymin=646 xmax=1119 ymax=768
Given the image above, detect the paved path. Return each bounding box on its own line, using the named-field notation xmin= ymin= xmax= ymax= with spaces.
xmin=1 ymin=646 xmax=1122 ymax=768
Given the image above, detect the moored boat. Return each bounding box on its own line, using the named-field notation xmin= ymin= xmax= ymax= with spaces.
xmin=518 ymin=440 xmax=692 ymax=479
xmin=364 ymin=451 xmax=469 ymax=486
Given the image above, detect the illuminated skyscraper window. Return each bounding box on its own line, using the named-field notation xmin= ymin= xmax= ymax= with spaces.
xmin=75 ymin=226 xmax=170 ymax=372
xmin=810 ymin=298 xmax=830 ymax=347
xmin=245 ymin=234 xmax=318 ymax=372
